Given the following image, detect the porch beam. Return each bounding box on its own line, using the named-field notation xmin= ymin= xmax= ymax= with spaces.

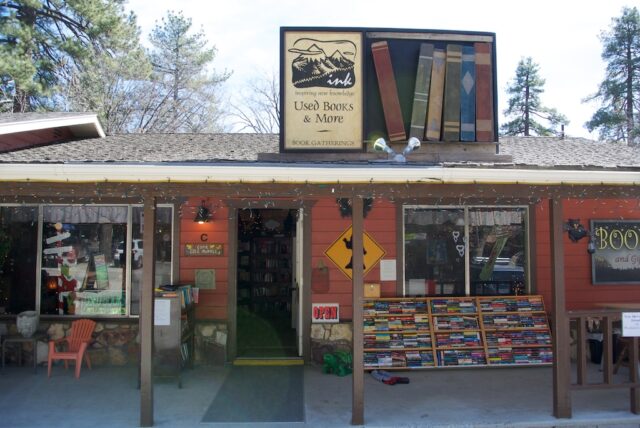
xmin=551 ymin=198 xmax=571 ymax=418
xmin=140 ymin=194 xmax=157 ymax=427
xmin=351 ymin=196 xmax=364 ymax=425
xmin=2 ymin=182 xmax=640 ymax=201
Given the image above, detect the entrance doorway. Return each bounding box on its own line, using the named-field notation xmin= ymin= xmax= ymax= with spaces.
xmin=236 ymin=209 xmax=299 ymax=358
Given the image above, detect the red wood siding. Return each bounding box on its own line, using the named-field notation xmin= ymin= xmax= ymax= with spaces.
xmin=178 ymin=197 xmax=229 ymax=320
xmin=311 ymin=198 xmax=397 ymax=321
xmin=534 ymin=198 xmax=640 ymax=311
xmin=178 ymin=194 xmax=639 ymax=323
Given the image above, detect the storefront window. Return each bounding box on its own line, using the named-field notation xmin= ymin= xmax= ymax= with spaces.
xmin=404 ymin=206 xmax=528 ymax=297
xmin=0 ymin=206 xmax=38 ymax=314
xmin=404 ymin=208 xmax=466 ymax=296
xmin=129 ymin=206 xmax=173 ymax=315
xmin=468 ymin=208 xmax=527 ymax=295
xmin=41 ymin=206 xmax=127 ymax=315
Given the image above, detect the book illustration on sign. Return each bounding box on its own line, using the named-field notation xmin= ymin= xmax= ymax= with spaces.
xmin=289 ymin=38 xmax=356 ymax=88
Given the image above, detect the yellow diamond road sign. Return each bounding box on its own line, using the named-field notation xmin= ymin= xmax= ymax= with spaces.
xmin=324 ymin=226 xmax=386 ymax=280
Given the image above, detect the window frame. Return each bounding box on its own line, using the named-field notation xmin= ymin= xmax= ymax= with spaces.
xmin=0 ymin=203 xmax=174 ymax=319
xmin=402 ymin=205 xmax=530 ymax=297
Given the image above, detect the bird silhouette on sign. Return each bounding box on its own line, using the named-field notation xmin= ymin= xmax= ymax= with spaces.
xmin=343 ymin=236 xmax=366 ymax=270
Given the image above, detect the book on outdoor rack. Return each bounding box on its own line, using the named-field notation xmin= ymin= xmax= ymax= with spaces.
xmin=426 ymin=48 xmax=446 ymax=141
xmin=409 ymin=43 xmax=434 ymax=140
xmin=371 ymin=41 xmax=406 ymax=142
xmin=474 ymin=42 xmax=494 ymax=142
xmin=443 ymin=44 xmax=462 ymax=142
xmin=460 ymin=45 xmax=476 ymax=142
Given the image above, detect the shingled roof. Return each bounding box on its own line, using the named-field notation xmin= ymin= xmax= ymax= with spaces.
xmin=0 ymin=132 xmax=638 ymax=170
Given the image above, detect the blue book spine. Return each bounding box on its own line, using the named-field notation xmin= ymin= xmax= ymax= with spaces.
xmin=460 ymin=45 xmax=476 ymax=142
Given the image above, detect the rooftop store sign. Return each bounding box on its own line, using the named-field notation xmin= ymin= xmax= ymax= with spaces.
xmin=282 ymin=30 xmax=364 ymax=151
xmin=280 ymin=27 xmax=497 ymax=153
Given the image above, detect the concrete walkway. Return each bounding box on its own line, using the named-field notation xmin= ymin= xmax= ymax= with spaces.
xmin=1 ymin=362 xmax=639 ymax=428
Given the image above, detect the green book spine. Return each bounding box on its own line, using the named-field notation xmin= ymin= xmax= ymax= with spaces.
xmin=409 ymin=43 xmax=434 ymax=140
xmin=443 ymin=44 xmax=462 ymax=142
xmin=425 ymin=49 xmax=446 ymax=141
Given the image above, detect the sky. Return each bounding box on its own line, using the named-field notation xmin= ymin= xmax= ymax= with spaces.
xmin=125 ymin=0 xmax=632 ymax=138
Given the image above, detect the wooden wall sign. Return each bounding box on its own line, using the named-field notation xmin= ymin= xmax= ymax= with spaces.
xmin=281 ymin=28 xmax=364 ymax=152
xmin=184 ymin=243 xmax=223 ymax=256
xmin=591 ymin=220 xmax=640 ymax=284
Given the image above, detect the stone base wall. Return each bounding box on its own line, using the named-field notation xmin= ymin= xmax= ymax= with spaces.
xmin=2 ymin=319 xmax=229 ymax=367
xmin=194 ymin=321 xmax=228 ymax=365
xmin=310 ymin=322 xmax=353 ymax=364
xmin=3 ymin=319 xmax=354 ymax=367
xmin=1 ymin=320 xmax=139 ymax=367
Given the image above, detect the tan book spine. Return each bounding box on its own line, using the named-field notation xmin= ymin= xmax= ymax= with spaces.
xmin=425 ymin=49 xmax=446 ymax=141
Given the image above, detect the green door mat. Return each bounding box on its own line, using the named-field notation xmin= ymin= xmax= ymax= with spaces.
xmin=201 ymin=365 xmax=304 ymax=423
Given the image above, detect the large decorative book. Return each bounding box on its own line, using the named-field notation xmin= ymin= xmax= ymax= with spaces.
xmin=366 ymin=31 xmax=496 ymax=144
xmin=425 ymin=49 xmax=446 ymax=141
xmin=409 ymin=44 xmax=434 ymax=140
xmin=371 ymin=41 xmax=406 ymax=142
xmin=460 ymin=45 xmax=476 ymax=142
xmin=363 ymin=295 xmax=552 ymax=370
xmin=442 ymin=44 xmax=462 ymax=142
xmin=474 ymin=42 xmax=494 ymax=142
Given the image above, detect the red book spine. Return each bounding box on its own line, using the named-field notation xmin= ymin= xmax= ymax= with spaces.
xmin=371 ymin=41 xmax=406 ymax=142
xmin=474 ymin=43 xmax=494 ymax=142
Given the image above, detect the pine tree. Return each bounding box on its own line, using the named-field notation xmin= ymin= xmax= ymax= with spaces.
xmin=0 ymin=0 xmax=140 ymax=113
xmin=585 ymin=7 xmax=640 ymax=146
xmin=133 ymin=11 xmax=230 ymax=133
xmin=501 ymin=57 xmax=568 ymax=137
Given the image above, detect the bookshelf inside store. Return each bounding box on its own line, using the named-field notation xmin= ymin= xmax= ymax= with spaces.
xmin=237 ymin=236 xmax=293 ymax=315
xmin=363 ymin=295 xmax=552 ymax=370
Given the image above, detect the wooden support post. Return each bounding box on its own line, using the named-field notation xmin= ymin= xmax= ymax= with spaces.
xmin=603 ymin=317 xmax=613 ymax=384
xmin=227 ymin=208 xmax=238 ymax=361
xmin=576 ymin=316 xmax=587 ymax=386
xmin=630 ymin=337 xmax=639 ymax=414
xmin=351 ymin=196 xmax=364 ymax=425
xmin=551 ymin=198 xmax=571 ymax=418
xmin=140 ymin=195 xmax=157 ymax=427
xmin=302 ymin=206 xmax=313 ymax=361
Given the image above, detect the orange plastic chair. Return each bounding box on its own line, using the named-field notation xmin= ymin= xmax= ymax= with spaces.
xmin=47 ymin=319 xmax=96 ymax=379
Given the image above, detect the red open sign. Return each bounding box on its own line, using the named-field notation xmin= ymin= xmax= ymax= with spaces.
xmin=312 ymin=303 xmax=339 ymax=323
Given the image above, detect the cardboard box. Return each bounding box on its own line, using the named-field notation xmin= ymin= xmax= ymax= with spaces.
xmin=364 ymin=283 xmax=380 ymax=298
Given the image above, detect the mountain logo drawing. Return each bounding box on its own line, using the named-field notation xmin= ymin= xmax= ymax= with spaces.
xmin=288 ymin=38 xmax=356 ymax=89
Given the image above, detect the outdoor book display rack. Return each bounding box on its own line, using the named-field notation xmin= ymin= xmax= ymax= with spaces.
xmin=364 ymin=295 xmax=552 ymax=370
xmin=138 ymin=286 xmax=195 ymax=388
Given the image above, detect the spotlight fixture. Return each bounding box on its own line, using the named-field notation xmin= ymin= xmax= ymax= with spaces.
xmin=194 ymin=200 xmax=211 ymax=224
xmin=373 ymin=137 xmax=421 ymax=163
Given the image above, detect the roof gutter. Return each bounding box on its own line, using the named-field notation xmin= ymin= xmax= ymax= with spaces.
xmin=0 ymin=163 xmax=638 ymax=186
